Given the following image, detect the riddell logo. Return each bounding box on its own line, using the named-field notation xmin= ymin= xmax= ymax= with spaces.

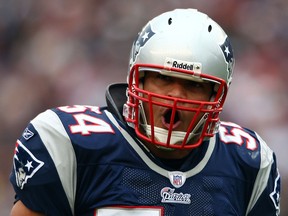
xmin=172 ymin=61 xmax=194 ymax=70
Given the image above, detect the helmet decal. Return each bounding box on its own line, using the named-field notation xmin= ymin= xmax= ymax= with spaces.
xmin=220 ymin=37 xmax=234 ymax=81
xmin=131 ymin=23 xmax=155 ymax=62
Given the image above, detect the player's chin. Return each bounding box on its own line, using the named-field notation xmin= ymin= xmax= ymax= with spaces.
xmin=155 ymin=145 xmax=176 ymax=152
xmin=155 ymin=141 xmax=190 ymax=151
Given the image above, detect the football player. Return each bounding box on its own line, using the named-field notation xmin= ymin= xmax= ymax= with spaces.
xmin=10 ymin=8 xmax=281 ymax=216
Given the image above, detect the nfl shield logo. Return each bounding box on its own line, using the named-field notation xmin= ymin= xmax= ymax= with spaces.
xmin=173 ymin=175 xmax=182 ymax=186
xmin=168 ymin=171 xmax=186 ymax=188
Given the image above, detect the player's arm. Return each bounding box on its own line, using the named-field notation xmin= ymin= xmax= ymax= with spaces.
xmin=248 ymin=154 xmax=280 ymax=215
xmin=246 ymin=144 xmax=281 ymax=215
xmin=219 ymin=122 xmax=281 ymax=215
xmin=10 ymin=109 xmax=76 ymax=215
xmin=11 ymin=200 xmax=44 ymax=216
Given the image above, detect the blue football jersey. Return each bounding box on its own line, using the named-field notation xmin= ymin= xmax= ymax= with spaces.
xmin=10 ymin=105 xmax=280 ymax=216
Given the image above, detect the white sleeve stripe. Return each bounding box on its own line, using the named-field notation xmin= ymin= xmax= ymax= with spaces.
xmin=31 ymin=110 xmax=77 ymax=214
xmin=245 ymin=133 xmax=274 ymax=215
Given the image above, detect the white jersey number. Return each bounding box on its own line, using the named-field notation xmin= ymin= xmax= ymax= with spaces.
xmin=58 ymin=105 xmax=115 ymax=135
xmin=96 ymin=206 xmax=163 ymax=216
xmin=219 ymin=122 xmax=257 ymax=150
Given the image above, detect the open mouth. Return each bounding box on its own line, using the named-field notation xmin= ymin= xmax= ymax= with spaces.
xmin=162 ymin=109 xmax=181 ymax=129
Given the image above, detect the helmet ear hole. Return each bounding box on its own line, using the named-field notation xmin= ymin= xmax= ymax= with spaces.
xmin=208 ymin=25 xmax=212 ymax=32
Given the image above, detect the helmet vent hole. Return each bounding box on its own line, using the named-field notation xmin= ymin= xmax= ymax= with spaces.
xmin=168 ymin=18 xmax=172 ymax=25
xmin=208 ymin=25 xmax=212 ymax=32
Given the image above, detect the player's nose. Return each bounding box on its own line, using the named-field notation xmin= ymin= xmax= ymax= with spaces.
xmin=167 ymin=81 xmax=187 ymax=99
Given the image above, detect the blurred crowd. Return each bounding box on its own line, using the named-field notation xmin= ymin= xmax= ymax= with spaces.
xmin=0 ymin=0 xmax=287 ymax=214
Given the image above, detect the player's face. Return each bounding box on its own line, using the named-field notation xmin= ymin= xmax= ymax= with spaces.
xmin=142 ymin=71 xmax=213 ymax=133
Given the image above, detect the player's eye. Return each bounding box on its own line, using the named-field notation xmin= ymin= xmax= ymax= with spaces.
xmin=187 ymin=81 xmax=203 ymax=88
xmin=156 ymin=74 xmax=172 ymax=82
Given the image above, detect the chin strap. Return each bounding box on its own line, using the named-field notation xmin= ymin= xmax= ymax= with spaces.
xmin=143 ymin=125 xmax=193 ymax=145
xmin=140 ymin=113 xmax=207 ymax=146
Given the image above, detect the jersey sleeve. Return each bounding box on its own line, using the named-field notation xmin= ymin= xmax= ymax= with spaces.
xmin=219 ymin=122 xmax=281 ymax=215
xmin=10 ymin=109 xmax=77 ymax=216
xmin=246 ymin=133 xmax=281 ymax=216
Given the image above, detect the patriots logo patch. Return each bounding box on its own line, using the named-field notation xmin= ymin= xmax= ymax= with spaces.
xmin=131 ymin=23 xmax=155 ymax=62
xmin=13 ymin=140 xmax=44 ymax=189
xmin=270 ymin=169 xmax=281 ymax=215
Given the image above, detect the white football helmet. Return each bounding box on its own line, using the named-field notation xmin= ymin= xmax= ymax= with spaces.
xmin=123 ymin=8 xmax=235 ymax=149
